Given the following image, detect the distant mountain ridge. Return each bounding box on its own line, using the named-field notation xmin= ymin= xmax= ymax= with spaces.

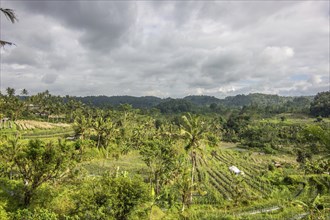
xmin=74 ymin=93 xmax=314 ymax=109
xmin=75 ymin=95 xmax=162 ymax=108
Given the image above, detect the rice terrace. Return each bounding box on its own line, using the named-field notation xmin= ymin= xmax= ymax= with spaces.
xmin=0 ymin=1 xmax=329 ymax=220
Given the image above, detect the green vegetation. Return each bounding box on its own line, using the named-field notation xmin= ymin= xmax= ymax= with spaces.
xmin=0 ymin=89 xmax=329 ymax=219
xmin=310 ymin=91 xmax=330 ymax=117
xmin=64 ymin=93 xmax=315 ymax=115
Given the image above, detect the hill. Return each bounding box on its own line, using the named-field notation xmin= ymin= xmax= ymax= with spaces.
xmin=75 ymin=95 xmax=162 ymax=108
xmin=72 ymin=93 xmax=314 ymax=113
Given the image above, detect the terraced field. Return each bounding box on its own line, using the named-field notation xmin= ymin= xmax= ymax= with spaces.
xmin=191 ymin=148 xmax=330 ymax=219
xmin=195 ymin=149 xmax=273 ymax=202
xmin=0 ymin=120 xmax=74 ymax=139
xmin=15 ymin=120 xmax=71 ymax=130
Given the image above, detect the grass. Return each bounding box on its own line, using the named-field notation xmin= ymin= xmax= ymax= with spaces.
xmin=82 ymin=150 xmax=148 ymax=177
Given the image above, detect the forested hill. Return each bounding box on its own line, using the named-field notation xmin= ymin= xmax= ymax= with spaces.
xmin=220 ymin=93 xmax=313 ymax=107
xmin=75 ymin=95 xmax=162 ymax=108
xmin=183 ymin=95 xmax=221 ymax=106
xmin=75 ymin=93 xmax=313 ymax=109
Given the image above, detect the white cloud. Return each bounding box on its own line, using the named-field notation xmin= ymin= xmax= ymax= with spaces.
xmin=261 ymin=46 xmax=294 ymax=63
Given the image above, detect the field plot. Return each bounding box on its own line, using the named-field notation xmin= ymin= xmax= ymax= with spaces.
xmin=82 ymin=150 xmax=148 ymax=177
xmin=0 ymin=120 xmax=75 ymax=139
xmin=195 ymin=149 xmax=273 ymax=203
xmin=15 ymin=120 xmax=71 ymax=130
xmin=189 ymin=147 xmax=330 ymax=219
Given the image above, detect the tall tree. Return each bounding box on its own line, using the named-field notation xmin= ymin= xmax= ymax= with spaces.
xmin=180 ymin=113 xmax=208 ymax=205
xmin=92 ymin=113 xmax=116 ymax=159
xmin=73 ymin=113 xmax=91 ymax=140
xmin=21 ymin=88 xmax=28 ymax=96
xmin=13 ymin=139 xmax=75 ymax=206
xmin=310 ymin=91 xmax=330 ymax=117
xmin=140 ymin=137 xmax=177 ymax=196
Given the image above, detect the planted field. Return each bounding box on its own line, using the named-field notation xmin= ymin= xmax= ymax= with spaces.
xmin=194 ymin=149 xmax=274 ymax=206
xmin=15 ymin=120 xmax=71 ymax=130
xmin=0 ymin=120 xmax=74 ymax=139
xmin=82 ymin=150 xmax=148 ymax=177
xmin=191 ymin=146 xmax=330 ymax=219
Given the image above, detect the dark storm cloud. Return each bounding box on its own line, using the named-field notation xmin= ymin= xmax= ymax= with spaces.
xmin=200 ymin=49 xmax=249 ymax=84
xmin=0 ymin=1 xmax=328 ymax=97
xmin=14 ymin=1 xmax=137 ymax=52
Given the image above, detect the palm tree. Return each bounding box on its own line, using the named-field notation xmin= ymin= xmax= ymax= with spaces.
xmin=180 ymin=113 xmax=209 ymax=205
xmin=6 ymin=87 xmax=15 ymax=97
xmin=0 ymin=8 xmax=18 ymax=23
xmin=21 ymin=88 xmax=28 ymax=96
xmin=73 ymin=113 xmax=91 ymax=140
xmin=92 ymin=115 xmax=114 ymax=149
xmin=0 ymin=8 xmax=18 ymax=47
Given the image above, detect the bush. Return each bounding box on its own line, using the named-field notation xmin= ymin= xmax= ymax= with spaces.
xmin=72 ymin=173 xmax=151 ymax=220
xmin=263 ymin=144 xmax=276 ymax=154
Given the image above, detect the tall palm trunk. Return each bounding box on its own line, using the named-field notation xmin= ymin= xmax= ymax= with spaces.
xmin=190 ymin=151 xmax=196 ymax=204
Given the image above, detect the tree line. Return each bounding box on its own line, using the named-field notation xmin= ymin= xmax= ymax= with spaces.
xmin=1 ymin=88 xmax=329 ymax=123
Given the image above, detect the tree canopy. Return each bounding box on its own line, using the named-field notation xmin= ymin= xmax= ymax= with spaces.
xmin=310 ymin=91 xmax=330 ymax=117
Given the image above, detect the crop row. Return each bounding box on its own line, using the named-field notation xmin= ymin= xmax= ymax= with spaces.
xmin=214 ymin=152 xmax=268 ymax=179
xmin=214 ymin=154 xmax=231 ymax=165
xmin=207 ymin=170 xmax=232 ymax=199
xmin=213 ymin=167 xmax=269 ymax=198
xmin=209 ymin=152 xmax=274 ymax=197
xmin=243 ymin=171 xmax=273 ymax=194
xmin=21 ymin=130 xmax=74 ymax=139
xmin=210 ymin=168 xmax=232 ymax=187
xmin=196 ymin=149 xmax=276 ymax=203
xmin=208 ymin=170 xmax=234 ymax=197
xmin=242 ymin=176 xmax=268 ymax=197
xmin=218 ymin=150 xmax=267 ymax=172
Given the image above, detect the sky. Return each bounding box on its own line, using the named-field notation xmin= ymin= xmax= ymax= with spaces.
xmin=0 ymin=1 xmax=329 ymax=98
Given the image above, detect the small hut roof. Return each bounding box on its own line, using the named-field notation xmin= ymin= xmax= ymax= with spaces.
xmin=229 ymin=166 xmax=241 ymax=174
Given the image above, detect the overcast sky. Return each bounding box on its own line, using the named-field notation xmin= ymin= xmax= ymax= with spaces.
xmin=0 ymin=1 xmax=329 ymax=98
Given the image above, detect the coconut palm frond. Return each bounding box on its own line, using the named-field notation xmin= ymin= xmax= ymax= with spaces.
xmin=0 ymin=40 xmax=16 ymax=47
xmin=0 ymin=8 xmax=18 ymax=23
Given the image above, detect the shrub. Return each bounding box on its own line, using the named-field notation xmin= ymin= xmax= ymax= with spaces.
xmin=72 ymin=173 xmax=151 ymax=220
